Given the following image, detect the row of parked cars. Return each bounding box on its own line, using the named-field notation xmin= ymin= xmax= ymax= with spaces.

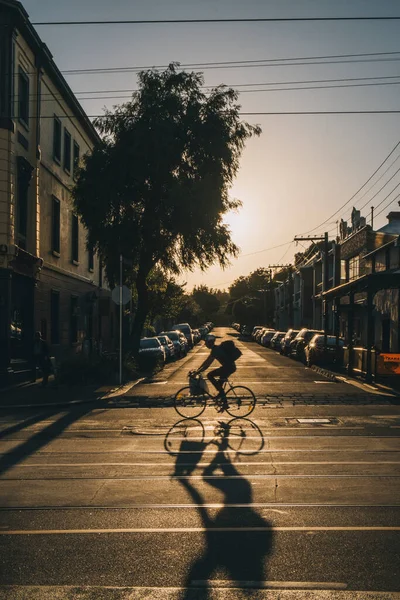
xmin=139 ymin=322 xmax=215 ymax=363
xmin=232 ymin=323 xmax=344 ymax=367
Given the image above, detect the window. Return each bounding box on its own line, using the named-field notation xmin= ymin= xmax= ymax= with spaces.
xmin=71 ymin=214 xmax=79 ymax=263
xmin=18 ymin=68 xmax=29 ymax=127
xmin=50 ymin=290 xmax=60 ymax=344
xmin=51 ymin=197 xmax=60 ymax=254
xmin=70 ymin=296 xmax=78 ymax=344
xmin=63 ymin=129 xmax=71 ymax=173
xmin=88 ymin=244 xmax=94 ymax=271
xmin=53 ymin=116 xmax=62 ymax=163
xmin=348 ymin=256 xmax=360 ymax=281
xmin=73 ymin=141 xmax=80 ymax=178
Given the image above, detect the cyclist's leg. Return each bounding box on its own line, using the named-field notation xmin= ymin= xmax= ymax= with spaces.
xmin=207 ymin=367 xmax=225 ymax=396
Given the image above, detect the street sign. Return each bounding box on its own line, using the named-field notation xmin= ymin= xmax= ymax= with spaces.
xmin=111 ymin=285 xmax=132 ymax=306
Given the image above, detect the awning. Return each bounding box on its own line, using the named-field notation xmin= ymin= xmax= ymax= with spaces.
xmin=322 ymin=272 xmax=400 ymax=301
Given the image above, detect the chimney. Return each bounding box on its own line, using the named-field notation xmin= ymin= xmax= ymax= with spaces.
xmin=386 ymin=212 xmax=400 ymax=223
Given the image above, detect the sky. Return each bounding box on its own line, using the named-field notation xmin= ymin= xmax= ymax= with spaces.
xmin=21 ymin=0 xmax=400 ymax=290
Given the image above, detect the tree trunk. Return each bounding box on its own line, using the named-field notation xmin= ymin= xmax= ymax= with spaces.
xmin=131 ymin=268 xmax=150 ymax=358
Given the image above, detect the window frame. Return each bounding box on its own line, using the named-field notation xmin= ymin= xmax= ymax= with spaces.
xmin=51 ymin=196 xmax=61 ymax=255
xmin=71 ymin=213 xmax=79 ymax=264
xmin=73 ymin=140 xmax=80 ymax=179
xmin=18 ymin=67 xmax=29 ymax=129
xmin=63 ymin=128 xmax=72 ymax=174
xmin=53 ymin=116 xmax=62 ymax=164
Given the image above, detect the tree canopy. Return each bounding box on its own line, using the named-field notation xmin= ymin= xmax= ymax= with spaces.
xmin=73 ymin=64 xmax=261 ymax=350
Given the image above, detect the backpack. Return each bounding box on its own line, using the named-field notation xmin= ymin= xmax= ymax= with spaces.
xmin=220 ymin=340 xmax=242 ymax=362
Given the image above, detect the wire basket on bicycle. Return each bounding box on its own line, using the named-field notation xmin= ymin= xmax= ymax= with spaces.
xmin=188 ymin=371 xmax=208 ymax=395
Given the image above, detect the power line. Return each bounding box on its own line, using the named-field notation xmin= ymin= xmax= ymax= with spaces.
xmin=372 ymin=193 xmax=400 ymax=220
xmin=63 ymin=57 xmax=400 ymax=76
xmin=38 ymin=79 xmax=400 ymax=102
xmin=298 ymin=139 xmax=400 ymax=235
xmin=34 ymin=74 xmax=400 ymax=99
xmin=32 ymin=17 xmax=400 ymax=25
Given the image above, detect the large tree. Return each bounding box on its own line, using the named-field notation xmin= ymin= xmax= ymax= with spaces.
xmin=73 ymin=64 xmax=260 ymax=352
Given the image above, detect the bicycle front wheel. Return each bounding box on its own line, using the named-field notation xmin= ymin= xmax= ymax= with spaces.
xmin=225 ymin=386 xmax=256 ymax=417
xmin=174 ymin=387 xmax=208 ymax=418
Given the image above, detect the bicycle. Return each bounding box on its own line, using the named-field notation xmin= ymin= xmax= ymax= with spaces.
xmin=174 ymin=371 xmax=256 ymax=419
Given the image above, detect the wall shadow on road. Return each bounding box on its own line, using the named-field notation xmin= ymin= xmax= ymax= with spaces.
xmin=0 ymin=405 xmax=93 ymax=477
xmin=170 ymin=419 xmax=274 ymax=598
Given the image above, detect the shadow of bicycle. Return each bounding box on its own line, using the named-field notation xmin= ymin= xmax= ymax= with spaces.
xmin=165 ymin=418 xmax=274 ymax=597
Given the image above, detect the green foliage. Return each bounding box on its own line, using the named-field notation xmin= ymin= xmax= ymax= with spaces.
xmin=73 ymin=64 xmax=260 ymax=350
xmin=192 ymin=285 xmax=220 ymax=319
xmin=73 ymin=64 xmax=260 ymax=286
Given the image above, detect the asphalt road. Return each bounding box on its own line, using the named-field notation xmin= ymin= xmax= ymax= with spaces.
xmin=0 ymin=327 xmax=399 ymax=600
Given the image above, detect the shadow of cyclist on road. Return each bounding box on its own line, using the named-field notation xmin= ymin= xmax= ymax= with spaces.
xmin=174 ymin=420 xmax=274 ymax=598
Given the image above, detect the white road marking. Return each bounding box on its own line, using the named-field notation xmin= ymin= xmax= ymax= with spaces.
xmin=1 ymin=586 xmax=398 ymax=599
xmin=191 ymin=580 xmax=347 ymax=590
xmin=10 ymin=461 xmax=400 ymax=467
xmin=1 ymin=526 xmax=399 ymax=535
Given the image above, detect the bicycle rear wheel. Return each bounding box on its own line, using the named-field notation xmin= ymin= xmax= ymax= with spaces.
xmin=225 ymin=386 xmax=256 ymax=417
xmin=174 ymin=387 xmax=208 ymax=418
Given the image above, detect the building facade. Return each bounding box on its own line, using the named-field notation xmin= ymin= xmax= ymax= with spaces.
xmin=0 ymin=0 xmax=115 ymax=383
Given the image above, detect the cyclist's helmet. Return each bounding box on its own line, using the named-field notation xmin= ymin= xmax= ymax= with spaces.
xmin=205 ymin=334 xmax=216 ymax=348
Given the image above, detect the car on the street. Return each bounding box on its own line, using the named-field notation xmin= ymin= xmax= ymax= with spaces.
xmin=139 ymin=337 xmax=166 ymax=362
xmin=171 ymin=323 xmax=194 ymax=349
xmin=280 ymin=329 xmax=300 ymax=356
xmin=240 ymin=325 xmax=252 ymax=338
xmin=156 ymin=335 xmax=176 ymax=361
xmin=256 ymin=327 xmax=269 ymax=343
xmin=192 ymin=329 xmax=201 ymax=344
xmin=270 ymin=331 xmax=286 ymax=350
xmin=260 ymin=329 xmax=276 ymax=347
xmin=290 ymin=328 xmax=324 ymax=362
xmin=305 ymin=334 xmax=345 ymax=367
xmin=198 ymin=326 xmax=209 ymax=339
xmin=160 ymin=330 xmax=188 ymax=358
xmin=251 ymin=326 xmax=264 ymax=340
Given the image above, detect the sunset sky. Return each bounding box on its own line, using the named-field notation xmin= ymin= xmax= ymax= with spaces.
xmin=23 ymin=0 xmax=400 ymax=290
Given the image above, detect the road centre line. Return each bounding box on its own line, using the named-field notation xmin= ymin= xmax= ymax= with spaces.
xmin=1 ymin=526 xmax=400 ymax=535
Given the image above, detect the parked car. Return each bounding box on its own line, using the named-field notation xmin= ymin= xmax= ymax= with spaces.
xmin=260 ymin=329 xmax=276 ymax=347
xmin=290 ymin=328 xmax=323 ymax=362
xmin=171 ymin=323 xmax=194 ymax=349
xmin=192 ymin=329 xmax=201 ymax=344
xmin=252 ymin=326 xmax=264 ymax=340
xmin=280 ymin=329 xmax=300 ymax=356
xmin=305 ymin=334 xmax=345 ymax=367
xmin=270 ymin=332 xmax=286 ymax=350
xmin=156 ymin=335 xmax=176 ymax=361
xmin=139 ymin=337 xmax=166 ymax=362
xmin=240 ymin=325 xmax=252 ymax=338
xmin=160 ymin=331 xmax=188 ymax=357
xmin=256 ymin=327 xmax=269 ymax=343
xmin=198 ymin=326 xmax=209 ymax=339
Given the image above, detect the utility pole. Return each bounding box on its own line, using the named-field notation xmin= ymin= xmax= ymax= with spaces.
xmin=293 ymin=234 xmax=329 ymax=349
xmin=269 ymin=265 xmax=293 ymax=328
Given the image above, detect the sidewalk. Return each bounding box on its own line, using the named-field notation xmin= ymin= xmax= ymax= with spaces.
xmin=0 ymin=376 xmax=135 ymax=409
xmin=311 ymin=364 xmax=400 ymax=399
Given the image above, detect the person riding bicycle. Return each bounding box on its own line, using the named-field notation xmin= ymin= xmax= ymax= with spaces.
xmin=194 ymin=334 xmax=240 ymax=410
